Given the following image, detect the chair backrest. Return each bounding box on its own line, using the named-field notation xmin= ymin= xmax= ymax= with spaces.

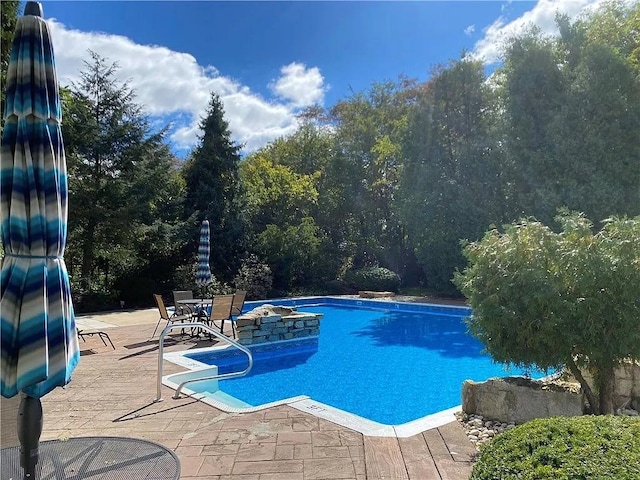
xmin=154 ymin=294 xmax=170 ymax=320
xmin=209 ymin=294 xmax=234 ymax=321
xmin=231 ymin=290 xmax=247 ymax=315
xmin=172 ymin=290 xmax=193 ymax=315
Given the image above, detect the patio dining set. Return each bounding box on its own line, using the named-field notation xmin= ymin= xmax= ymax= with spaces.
xmin=152 ymin=290 xmax=247 ymax=339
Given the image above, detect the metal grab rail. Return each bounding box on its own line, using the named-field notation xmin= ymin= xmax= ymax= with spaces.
xmin=155 ymin=322 xmax=253 ymax=401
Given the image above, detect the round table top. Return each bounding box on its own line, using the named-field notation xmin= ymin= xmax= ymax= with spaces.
xmin=1 ymin=436 xmax=180 ymax=479
xmin=176 ymin=298 xmax=210 ymax=305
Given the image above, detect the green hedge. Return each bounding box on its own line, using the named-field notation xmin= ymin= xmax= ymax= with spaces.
xmin=344 ymin=267 xmax=400 ymax=292
xmin=471 ymin=416 xmax=640 ymax=480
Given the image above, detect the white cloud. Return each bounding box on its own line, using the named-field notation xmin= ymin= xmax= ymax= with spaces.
xmin=472 ymin=0 xmax=613 ymax=64
xmin=270 ymin=62 xmax=326 ymax=108
xmin=48 ymin=20 xmax=326 ymax=154
xmin=464 ymin=25 xmax=475 ymax=36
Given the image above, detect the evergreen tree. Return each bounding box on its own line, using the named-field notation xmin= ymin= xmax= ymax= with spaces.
xmin=182 ymin=93 xmax=246 ymax=280
xmin=401 ymin=59 xmax=502 ymax=294
xmin=551 ymin=6 xmax=640 ymax=223
xmin=499 ymin=31 xmax=566 ymax=225
xmin=63 ymin=51 xmax=185 ymax=297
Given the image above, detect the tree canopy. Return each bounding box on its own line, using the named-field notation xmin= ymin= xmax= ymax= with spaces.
xmin=46 ymin=1 xmax=639 ymax=310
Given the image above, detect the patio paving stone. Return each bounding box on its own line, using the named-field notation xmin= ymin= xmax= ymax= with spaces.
xmin=275 ymin=444 xmax=295 ymax=459
xmin=232 ymin=459 xmax=304 ymax=475
xmin=198 ymin=454 xmax=236 ymax=476
xmin=303 ymin=457 xmax=357 ymax=479
xmin=260 ymin=473 xmax=304 ymax=480
xmin=235 ymin=442 xmax=277 ymax=461
xmin=294 ymin=443 xmax=314 ymax=459
xmin=278 ymin=431 xmax=313 ymax=444
xmin=313 ymin=445 xmax=351 ymax=458
xmin=312 ymin=431 xmax=344 ymax=447
xmin=202 ymin=443 xmax=240 ymax=455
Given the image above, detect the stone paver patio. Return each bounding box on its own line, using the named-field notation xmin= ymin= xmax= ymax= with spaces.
xmin=30 ymin=308 xmax=474 ymax=479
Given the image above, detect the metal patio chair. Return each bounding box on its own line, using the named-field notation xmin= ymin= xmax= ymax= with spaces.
xmin=231 ymin=290 xmax=247 ymax=317
xmin=172 ymin=290 xmax=196 ymax=317
xmin=205 ymin=294 xmax=235 ymax=338
xmin=152 ymin=294 xmax=192 ymax=338
xmin=77 ymin=328 xmax=115 ymax=349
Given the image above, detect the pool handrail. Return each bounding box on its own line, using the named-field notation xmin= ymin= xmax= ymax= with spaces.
xmin=155 ymin=322 xmax=253 ymax=402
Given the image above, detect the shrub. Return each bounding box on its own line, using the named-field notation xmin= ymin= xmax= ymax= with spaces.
xmin=233 ymin=254 xmax=273 ymax=300
xmin=198 ymin=276 xmax=233 ymax=298
xmin=320 ymin=279 xmax=357 ymax=295
xmin=70 ymin=279 xmax=119 ymax=313
xmin=172 ymin=261 xmax=198 ymax=293
xmin=344 ymin=267 xmax=400 ymax=292
xmin=471 ymin=416 xmax=640 ymax=480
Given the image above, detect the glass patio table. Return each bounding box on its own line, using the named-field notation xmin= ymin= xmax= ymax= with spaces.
xmin=1 ymin=436 xmax=180 ymax=479
xmin=176 ymin=298 xmax=214 ymax=333
xmin=176 ymin=298 xmax=212 ymax=317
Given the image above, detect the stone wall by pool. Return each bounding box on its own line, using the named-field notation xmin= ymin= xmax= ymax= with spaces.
xmin=235 ymin=305 xmax=321 ymax=345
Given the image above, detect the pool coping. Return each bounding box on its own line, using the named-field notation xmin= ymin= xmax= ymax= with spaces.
xmin=243 ymin=295 xmax=472 ymax=317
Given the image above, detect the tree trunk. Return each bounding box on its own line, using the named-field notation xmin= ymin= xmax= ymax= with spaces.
xmin=81 ymin=220 xmax=96 ymax=288
xmin=566 ymin=358 xmax=600 ymax=414
xmin=597 ymin=367 xmax=616 ymax=415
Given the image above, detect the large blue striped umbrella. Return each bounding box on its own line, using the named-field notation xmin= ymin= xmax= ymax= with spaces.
xmin=1 ymin=3 xmax=80 ymax=474
xmin=195 ymin=220 xmax=212 ymax=287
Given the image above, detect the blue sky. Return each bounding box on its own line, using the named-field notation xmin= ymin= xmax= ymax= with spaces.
xmin=39 ymin=0 xmax=608 ymax=155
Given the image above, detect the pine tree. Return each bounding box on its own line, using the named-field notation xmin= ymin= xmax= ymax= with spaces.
xmin=182 ymin=93 xmax=246 ymax=280
xmin=63 ymin=51 xmax=184 ymax=291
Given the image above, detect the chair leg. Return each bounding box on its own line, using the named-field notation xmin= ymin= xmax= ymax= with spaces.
xmin=151 ymin=318 xmax=164 ymax=338
xmin=220 ymin=319 xmax=235 ymax=338
xmin=77 ymin=329 xmax=115 ymax=349
xmin=98 ymin=331 xmax=115 ymax=349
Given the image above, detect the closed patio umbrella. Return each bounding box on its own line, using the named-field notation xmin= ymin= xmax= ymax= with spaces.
xmin=195 ymin=219 xmax=212 ymax=288
xmin=0 ymin=2 xmax=80 ymax=477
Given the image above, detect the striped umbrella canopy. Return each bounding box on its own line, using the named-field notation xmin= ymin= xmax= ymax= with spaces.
xmin=195 ymin=220 xmax=212 ymax=286
xmin=0 ymin=2 xmax=80 ymax=401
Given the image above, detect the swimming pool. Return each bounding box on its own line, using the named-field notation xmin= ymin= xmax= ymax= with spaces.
xmin=164 ymin=297 xmax=546 ymax=436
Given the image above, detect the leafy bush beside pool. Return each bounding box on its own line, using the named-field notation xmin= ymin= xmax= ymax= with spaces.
xmin=344 ymin=267 xmax=400 ymax=292
xmin=471 ymin=415 xmax=640 ymax=480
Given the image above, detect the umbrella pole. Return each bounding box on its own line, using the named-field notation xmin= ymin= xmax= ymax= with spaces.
xmin=17 ymin=394 xmax=43 ymax=479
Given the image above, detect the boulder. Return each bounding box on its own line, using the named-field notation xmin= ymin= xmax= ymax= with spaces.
xmin=462 ymin=376 xmax=583 ymax=424
xmin=358 ymin=291 xmax=395 ymax=299
xmin=254 ymin=304 xmax=297 ymax=316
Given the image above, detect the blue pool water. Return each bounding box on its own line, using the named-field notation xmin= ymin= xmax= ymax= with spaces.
xmin=184 ymin=303 xmax=546 ymax=425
